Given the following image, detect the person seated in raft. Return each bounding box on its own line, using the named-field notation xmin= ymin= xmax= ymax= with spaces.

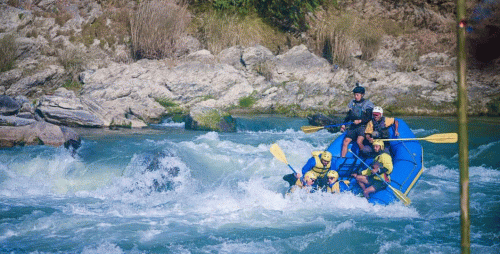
xmin=351 ymin=140 xmax=393 ymax=199
xmin=324 ymin=170 xmax=350 ymax=194
xmin=340 ymin=83 xmax=374 ymax=158
xmin=290 ymin=171 xmax=318 ymax=193
xmin=301 ymin=151 xmax=333 ymax=188
xmin=364 ymin=106 xmax=399 ymax=154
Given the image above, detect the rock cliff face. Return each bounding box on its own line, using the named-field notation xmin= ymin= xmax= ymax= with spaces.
xmin=0 ymin=0 xmax=499 ymax=131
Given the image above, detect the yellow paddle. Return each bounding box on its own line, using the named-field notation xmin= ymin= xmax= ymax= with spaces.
xmin=301 ymin=122 xmax=352 ymax=134
xmin=270 ymin=143 xmax=297 ymax=174
xmin=378 ymin=133 xmax=458 ymax=144
xmin=348 ymin=149 xmax=411 ymax=206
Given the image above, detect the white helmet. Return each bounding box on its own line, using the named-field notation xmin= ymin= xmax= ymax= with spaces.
xmin=373 ymin=106 xmax=383 ymax=116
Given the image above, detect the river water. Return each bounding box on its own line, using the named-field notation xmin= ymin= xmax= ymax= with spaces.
xmin=0 ymin=116 xmax=499 ymax=253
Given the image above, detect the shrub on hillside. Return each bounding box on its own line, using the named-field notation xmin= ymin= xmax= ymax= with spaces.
xmin=357 ymin=21 xmax=383 ymax=61
xmin=310 ymin=13 xmax=358 ymax=67
xmin=131 ymin=0 xmax=191 ymax=59
xmin=0 ymin=34 xmax=18 ymax=73
xmin=254 ymin=0 xmax=322 ymax=32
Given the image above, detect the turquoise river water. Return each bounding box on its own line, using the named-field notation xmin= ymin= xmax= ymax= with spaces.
xmin=0 ymin=116 xmax=499 ymax=253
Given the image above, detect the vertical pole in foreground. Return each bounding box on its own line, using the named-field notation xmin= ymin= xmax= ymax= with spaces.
xmin=456 ymin=0 xmax=470 ymax=253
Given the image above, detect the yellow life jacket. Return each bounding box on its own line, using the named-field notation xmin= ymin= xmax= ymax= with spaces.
xmin=327 ymin=180 xmax=350 ymax=194
xmin=311 ymin=151 xmax=331 ymax=178
xmin=361 ymin=153 xmax=393 ymax=182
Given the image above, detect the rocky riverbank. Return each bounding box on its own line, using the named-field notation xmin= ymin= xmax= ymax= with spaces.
xmin=1 ymin=0 xmax=499 ymax=147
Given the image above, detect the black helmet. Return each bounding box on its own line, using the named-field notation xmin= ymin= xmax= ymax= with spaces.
xmin=352 ymin=82 xmax=365 ymax=94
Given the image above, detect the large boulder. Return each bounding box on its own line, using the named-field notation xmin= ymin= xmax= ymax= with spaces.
xmin=36 ymin=88 xmax=104 ymax=127
xmin=242 ymin=45 xmax=274 ymax=69
xmin=218 ymin=46 xmax=245 ymax=70
xmin=184 ymin=106 xmax=236 ymax=132
xmin=0 ymin=95 xmax=21 ymax=115
xmin=0 ymin=121 xmax=81 ymax=148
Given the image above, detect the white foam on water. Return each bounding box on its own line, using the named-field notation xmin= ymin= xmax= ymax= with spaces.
xmin=238 ymin=128 xmax=302 ymax=135
xmin=156 ymin=119 xmax=185 ymax=128
xmin=425 ymin=164 xmax=500 ymax=183
xmin=0 ymin=146 xmax=125 ymax=198
xmin=81 ymin=241 xmax=125 ymax=254
xmin=451 ymin=139 xmax=500 ymax=161
xmin=0 ymin=229 xmax=18 ymax=242
xmin=411 ymin=128 xmax=438 ymax=136
xmin=139 ymin=229 xmax=162 ymax=242
xmin=200 ymin=238 xmax=281 ymax=254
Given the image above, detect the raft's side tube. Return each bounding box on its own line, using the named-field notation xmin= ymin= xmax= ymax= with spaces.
xmin=369 ymin=119 xmax=423 ymax=205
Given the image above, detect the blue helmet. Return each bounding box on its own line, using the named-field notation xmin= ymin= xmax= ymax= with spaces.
xmin=352 ymin=82 xmax=365 ymax=94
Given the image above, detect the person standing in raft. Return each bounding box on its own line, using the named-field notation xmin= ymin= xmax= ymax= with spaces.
xmin=351 ymin=140 xmax=393 ymax=199
xmin=325 ymin=170 xmax=350 ymax=194
xmin=301 ymin=151 xmax=333 ymax=188
xmin=290 ymin=171 xmax=318 ymax=193
xmin=364 ymin=106 xmax=399 ymax=154
xmin=340 ymin=83 xmax=374 ymax=157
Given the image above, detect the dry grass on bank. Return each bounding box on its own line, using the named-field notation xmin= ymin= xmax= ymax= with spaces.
xmin=131 ymin=0 xmax=191 ymax=59
xmin=192 ymin=11 xmax=294 ymax=55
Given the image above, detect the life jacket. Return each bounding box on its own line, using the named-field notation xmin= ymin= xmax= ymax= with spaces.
xmin=361 ymin=152 xmax=393 ymax=182
xmin=327 ymin=180 xmax=350 ymax=194
xmin=373 ymin=152 xmax=392 ymax=182
xmin=372 ymin=116 xmax=390 ymax=139
xmin=349 ymin=99 xmax=371 ymax=120
xmin=311 ymin=151 xmax=331 ymax=178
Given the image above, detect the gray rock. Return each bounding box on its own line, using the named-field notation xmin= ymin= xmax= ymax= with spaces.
xmin=5 ymin=65 xmax=63 ymax=96
xmin=0 ymin=95 xmax=21 ymax=115
xmin=218 ymin=46 xmax=244 ymax=69
xmin=0 ymin=68 xmax=23 ymax=88
xmin=242 ymin=45 xmax=274 ymax=69
xmin=35 ymin=88 xmax=105 ymax=127
xmin=0 ymin=5 xmax=33 ymax=33
xmin=0 ymin=121 xmax=79 ymax=148
xmin=0 ymin=115 xmax=36 ymax=126
xmin=16 ymin=112 xmax=35 ymax=119
xmin=36 ymin=106 xmax=104 ymax=127
xmin=185 ymin=49 xmax=215 ymax=62
xmin=275 ymin=45 xmax=330 ymax=72
xmin=174 ymin=36 xmax=202 ymax=57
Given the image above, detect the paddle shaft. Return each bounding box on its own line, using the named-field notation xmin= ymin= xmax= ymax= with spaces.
xmin=301 ymin=122 xmax=352 ymax=133
xmin=378 ymin=133 xmax=458 ymax=143
xmin=325 ymin=122 xmax=352 ymax=129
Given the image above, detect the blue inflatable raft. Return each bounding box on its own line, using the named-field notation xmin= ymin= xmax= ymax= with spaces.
xmin=326 ymin=118 xmax=423 ymax=205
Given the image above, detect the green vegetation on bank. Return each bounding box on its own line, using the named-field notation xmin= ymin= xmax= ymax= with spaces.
xmin=0 ymin=34 xmax=17 ymax=72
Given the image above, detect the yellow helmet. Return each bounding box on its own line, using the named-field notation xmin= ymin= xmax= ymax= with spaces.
xmin=326 ymin=170 xmax=339 ymax=180
xmin=373 ymin=140 xmax=385 ymax=150
xmin=304 ymin=171 xmax=317 ymax=181
xmin=321 ymin=151 xmax=332 ymax=162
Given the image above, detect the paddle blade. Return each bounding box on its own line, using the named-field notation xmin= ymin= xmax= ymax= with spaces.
xmin=388 ymin=185 xmax=411 ymax=206
xmin=300 ymin=126 xmax=324 ymax=133
xmin=270 ymin=143 xmax=288 ymax=164
xmin=425 ymin=133 xmax=458 ymax=143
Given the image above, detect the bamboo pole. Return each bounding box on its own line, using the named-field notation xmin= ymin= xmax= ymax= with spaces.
xmin=456 ymin=0 xmax=470 ymax=253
